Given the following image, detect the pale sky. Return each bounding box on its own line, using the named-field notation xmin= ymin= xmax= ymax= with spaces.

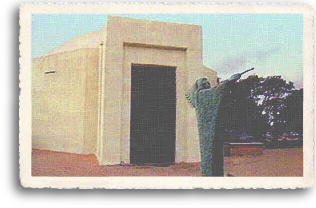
xmin=32 ymin=14 xmax=303 ymax=89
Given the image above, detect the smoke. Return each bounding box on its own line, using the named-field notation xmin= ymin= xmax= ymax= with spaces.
xmin=284 ymin=67 xmax=303 ymax=89
xmin=294 ymin=79 xmax=303 ymax=89
xmin=216 ymin=46 xmax=304 ymax=90
xmin=254 ymin=46 xmax=281 ymax=60
xmin=217 ymin=46 xmax=282 ymax=75
xmin=221 ymin=55 xmax=247 ymax=74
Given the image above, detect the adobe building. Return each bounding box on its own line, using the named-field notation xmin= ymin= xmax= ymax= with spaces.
xmin=32 ymin=16 xmax=217 ymax=165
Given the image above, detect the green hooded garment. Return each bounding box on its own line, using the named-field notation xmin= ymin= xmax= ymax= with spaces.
xmin=186 ymin=78 xmax=230 ymax=176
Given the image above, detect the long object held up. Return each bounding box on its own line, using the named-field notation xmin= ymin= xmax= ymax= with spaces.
xmin=240 ymin=67 xmax=255 ymax=75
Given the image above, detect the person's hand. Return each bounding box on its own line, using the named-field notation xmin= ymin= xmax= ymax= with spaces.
xmin=228 ymin=73 xmax=241 ymax=82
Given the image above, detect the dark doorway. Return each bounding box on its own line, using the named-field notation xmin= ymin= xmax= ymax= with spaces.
xmin=130 ymin=64 xmax=176 ymax=165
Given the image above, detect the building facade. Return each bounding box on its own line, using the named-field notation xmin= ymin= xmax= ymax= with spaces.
xmin=32 ymin=16 xmax=217 ymax=165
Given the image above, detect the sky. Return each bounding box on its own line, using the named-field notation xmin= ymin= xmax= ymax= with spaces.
xmin=32 ymin=14 xmax=303 ymax=89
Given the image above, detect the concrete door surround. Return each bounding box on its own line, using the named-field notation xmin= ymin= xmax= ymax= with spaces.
xmin=96 ymin=16 xmax=217 ymax=165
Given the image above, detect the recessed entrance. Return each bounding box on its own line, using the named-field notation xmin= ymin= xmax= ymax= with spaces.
xmin=130 ymin=64 xmax=176 ymax=165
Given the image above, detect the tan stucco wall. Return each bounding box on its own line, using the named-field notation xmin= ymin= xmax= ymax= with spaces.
xmin=32 ymin=48 xmax=99 ymax=154
xmin=83 ymin=49 xmax=100 ymax=154
xmin=32 ymin=16 xmax=218 ymax=165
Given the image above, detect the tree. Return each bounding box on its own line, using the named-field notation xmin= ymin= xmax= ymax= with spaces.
xmin=255 ymin=76 xmax=295 ymax=127
xmin=217 ymin=75 xmax=296 ymax=144
xmin=283 ymin=89 xmax=303 ymax=134
xmin=217 ymin=75 xmax=266 ymax=141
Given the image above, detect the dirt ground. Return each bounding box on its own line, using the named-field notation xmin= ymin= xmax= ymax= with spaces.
xmin=224 ymin=147 xmax=303 ymax=176
xmin=32 ymin=147 xmax=303 ymax=177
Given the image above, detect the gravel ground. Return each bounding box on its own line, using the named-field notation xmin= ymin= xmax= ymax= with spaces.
xmin=32 ymin=147 xmax=303 ymax=177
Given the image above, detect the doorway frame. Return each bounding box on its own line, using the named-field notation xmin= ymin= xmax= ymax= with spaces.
xmin=129 ymin=63 xmax=177 ymax=164
xmin=96 ymin=16 xmax=216 ymax=165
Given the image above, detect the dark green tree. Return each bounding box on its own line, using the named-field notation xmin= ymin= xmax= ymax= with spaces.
xmin=218 ymin=75 xmax=295 ymax=144
xmin=283 ymin=89 xmax=303 ymax=134
xmin=217 ymin=75 xmax=266 ymax=141
xmin=255 ymin=76 xmax=295 ymax=127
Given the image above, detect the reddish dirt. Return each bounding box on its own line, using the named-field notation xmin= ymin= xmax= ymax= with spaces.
xmin=224 ymin=147 xmax=303 ymax=176
xmin=32 ymin=147 xmax=303 ymax=177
